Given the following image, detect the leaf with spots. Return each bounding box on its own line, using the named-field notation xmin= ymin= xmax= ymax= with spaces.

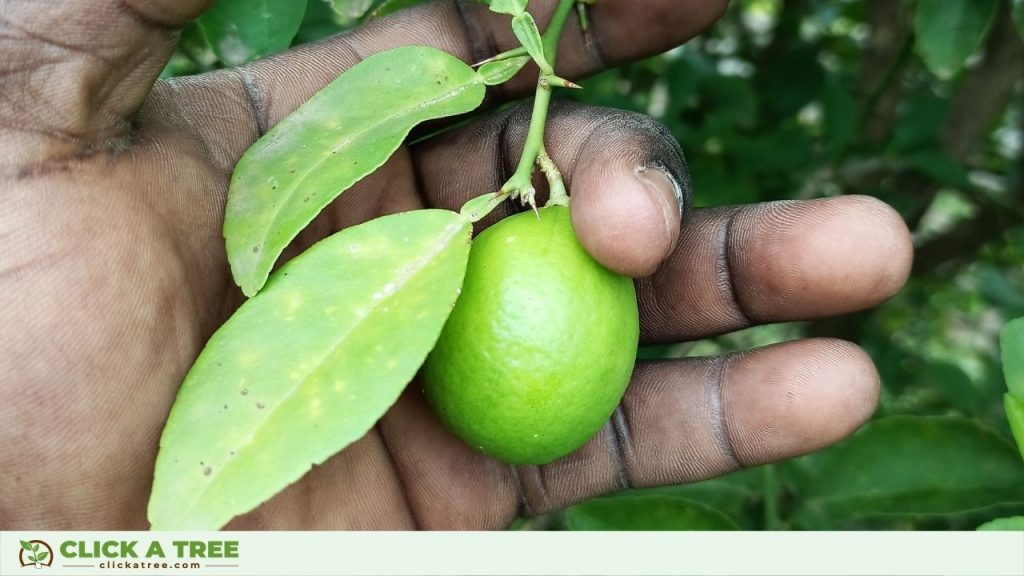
xmin=149 ymin=209 xmax=472 ymax=530
xmin=198 ymin=0 xmax=308 ymax=66
xmin=225 ymin=46 xmax=488 ymax=297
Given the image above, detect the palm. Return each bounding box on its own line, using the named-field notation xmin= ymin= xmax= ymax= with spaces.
xmin=1 ymin=0 xmax=912 ymax=530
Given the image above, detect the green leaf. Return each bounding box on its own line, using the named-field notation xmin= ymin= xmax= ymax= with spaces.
xmin=1005 ymin=394 xmax=1024 ymax=462
xmin=565 ymin=495 xmax=739 ymax=530
xmin=754 ymin=44 xmax=822 ymax=118
xmin=914 ymin=0 xmax=999 ymax=79
xmin=35 ymin=551 xmax=48 ymax=562
xmin=149 ymin=210 xmax=472 ymax=530
xmin=478 ymin=56 xmax=531 ymax=86
xmin=904 ymin=149 xmax=972 ymax=189
xmin=511 ymin=13 xmax=552 ymax=73
xmin=369 ymin=0 xmax=431 ymax=18
xmin=977 ymin=516 xmax=1024 ymax=530
xmin=1002 ymin=317 xmax=1024 ymax=398
xmin=19 ymin=541 xmax=32 ymax=552
xmin=888 ymin=91 xmax=949 ymax=153
xmin=820 ymin=78 xmax=857 ymax=157
xmin=922 ymin=360 xmax=994 ymax=417
xmin=490 ymin=0 xmax=528 ymax=16
xmin=225 ymin=46 xmax=487 ymax=296
xmin=794 ymin=416 xmax=1024 ymax=525
xmin=198 ymin=0 xmax=308 ymax=66
xmin=628 ymin=467 xmax=764 ymax=523
xmin=1015 ymin=0 xmax=1024 ymax=41
xmin=31 ymin=543 xmax=39 ymax=552
xmin=328 ymin=0 xmax=377 ymax=19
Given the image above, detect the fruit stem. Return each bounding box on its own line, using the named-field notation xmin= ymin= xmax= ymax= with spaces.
xmin=538 ymin=147 xmax=569 ymax=207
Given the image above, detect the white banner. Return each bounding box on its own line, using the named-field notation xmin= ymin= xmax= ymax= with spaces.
xmin=2 ymin=531 xmax=1022 ymax=576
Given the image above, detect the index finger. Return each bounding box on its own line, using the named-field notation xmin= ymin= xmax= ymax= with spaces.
xmin=232 ymin=0 xmax=729 ymax=135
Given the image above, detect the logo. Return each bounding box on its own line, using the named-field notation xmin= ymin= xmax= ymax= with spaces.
xmin=18 ymin=540 xmax=54 ymax=569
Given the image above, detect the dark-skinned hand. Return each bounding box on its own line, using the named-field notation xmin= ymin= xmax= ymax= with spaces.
xmin=0 ymin=0 xmax=913 ymax=529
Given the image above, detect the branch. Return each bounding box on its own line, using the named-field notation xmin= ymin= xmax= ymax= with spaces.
xmin=940 ymin=0 xmax=1024 ymax=161
xmin=912 ymin=0 xmax=1024 ymax=276
xmin=858 ymin=0 xmax=913 ymax=143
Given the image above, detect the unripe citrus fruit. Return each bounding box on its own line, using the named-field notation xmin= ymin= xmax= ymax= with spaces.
xmin=423 ymin=205 xmax=639 ymax=465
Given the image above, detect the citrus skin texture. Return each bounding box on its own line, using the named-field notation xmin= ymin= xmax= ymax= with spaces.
xmin=423 ymin=205 xmax=639 ymax=465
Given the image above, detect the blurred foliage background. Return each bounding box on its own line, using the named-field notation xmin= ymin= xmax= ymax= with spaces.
xmin=164 ymin=0 xmax=1024 ymax=530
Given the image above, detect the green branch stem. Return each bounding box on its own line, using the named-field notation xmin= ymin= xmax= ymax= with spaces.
xmin=503 ymin=0 xmax=578 ymax=204
xmin=463 ymin=0 xmax=582 ymax=222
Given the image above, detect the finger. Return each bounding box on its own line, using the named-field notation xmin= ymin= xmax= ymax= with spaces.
xmin=376 ymin=338 xmax=878 ymax=524
xmin=414 ymin=101 xmax=690 ymax=277
xmin=231 ymin=0 xmax=728 ymax=134
xmin=0 ymin=1 xmax=211 ymax=168
xmin=638 ymin=195 xmax=914 ymax=343
xmin=517 ymin=338 xmax=880 ymax=514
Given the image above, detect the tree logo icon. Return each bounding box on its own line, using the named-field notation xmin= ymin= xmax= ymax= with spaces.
xmin=18 ymin=540 xmax=53 ymax=569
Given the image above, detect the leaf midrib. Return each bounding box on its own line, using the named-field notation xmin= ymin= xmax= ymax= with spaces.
xmin=170 ymin=215 xmax=468 ymax=528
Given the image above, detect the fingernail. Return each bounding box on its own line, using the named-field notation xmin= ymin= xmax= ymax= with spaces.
xmin=637 ymin=166 xmax=682 ymax=253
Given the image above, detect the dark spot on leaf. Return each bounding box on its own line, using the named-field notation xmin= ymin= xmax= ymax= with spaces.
xmin=241 ymin=388 xmax=248 ymax=395
xmin=203 ymin=466 xmax=212 ymax=476
xmin=252 ymin=244 xmax=260 ymax=254
xmin=303 ymin=196 xmax=310 ymax=203
xmin=229 ymin=451 xmax=235 ymax=456
xmin=223 ymin=404 xmax=228 ymax=410
xmin=256 ymin=402 xmax=265 ymax=409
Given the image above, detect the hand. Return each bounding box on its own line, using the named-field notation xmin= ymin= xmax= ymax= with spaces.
xmin=0 ymin=0 xmax=912 ymax=530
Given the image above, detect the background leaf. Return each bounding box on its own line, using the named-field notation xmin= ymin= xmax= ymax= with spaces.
xmin=149 ymin=210 xmax=472 ymax=530
xmin=977 ymin=516 xmax=1024 ymax=530
xmin=225 ymin=46 xmax=487 ymax=296
xmin=369 ymin=0 xmax=431 ymax=18
xmin=1002 ymin=317 xmax=1024 ymax=397
xmin=198 ymin=0 xmax=308 ymax=66
xmin=1014 ymin=0 xmax=1024 ymax=41
xmin=329 ymin=0 xmax=378 ymax=19
xmin=564 ymin=495 xmax=739 ymax=530
xmin=914 ymin=0 xmax=999 ymax=78
xmin=1005 ymin=394 xmax=1024 ymax=461
xmin=794 ymin=416 xmax=1024 ymax=525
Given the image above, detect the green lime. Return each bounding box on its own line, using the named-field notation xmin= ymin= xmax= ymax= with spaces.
xmin=423 ymin=205 xmax=639 ymax=465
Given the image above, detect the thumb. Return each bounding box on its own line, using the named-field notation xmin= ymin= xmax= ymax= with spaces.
xmin=565 ymin=113 xmax=690 ymax=278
